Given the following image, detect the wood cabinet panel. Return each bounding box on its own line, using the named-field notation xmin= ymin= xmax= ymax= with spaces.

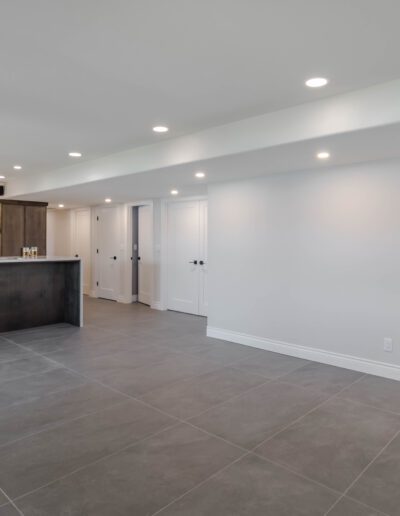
xmin=24 ymin=205 xmax=47 ymax=255
xmin=0 ymin=201 xmax=48 ymax=256
xmin=0 ymin=204 xmax=25 ymax=256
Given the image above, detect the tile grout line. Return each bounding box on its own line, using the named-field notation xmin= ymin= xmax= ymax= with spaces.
xmin=11 ymin=420 xmax=182 ymax=506
xmin=3 ymin=317 xmax=396 ymax=514
xmin=0 ymin=487 xmax=25 ymax=515
xmin=324 ymin=428 xmax=400 ymax=516
xmin=0 ymin=398 xmax=134 ymax=450
xmin=150 ymin=451 xmax=251 ymax=516
xmin=247 ymin=373 xmax=368 ymax=454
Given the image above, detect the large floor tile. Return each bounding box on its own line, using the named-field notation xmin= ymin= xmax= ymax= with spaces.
xmin=328 ymin=497 xmax=386 ymax=516
xmin=190 ymin=380 xmax=327 ymax=449
xmin=97 ymin=352 xmax=223 ymax=396
xmin=348 ymin=432 xmax=400 ymax=515
xmin=158 ymin=453 xmax=338 ymax=516
xmin=69 ymin=345 xmax=180 ymax=379
xmin=21 ymin=326 xmax=125 ymax=354
xmin=280 ymin=362 xmax=364 ymax=395
xmin=0 ymin=355 xmax=59 ymax=383
xmin=0 ymin=399 xmax=175 ymax=498
xmin=0 ymin=369 xmax=88 ymax=411
xmin=17 ymin=423 xmax=242 ymax=516
xmin=256 ymin=397 xmax=400 ymax=491
xmin=40 ymin=336 xmax=151 ymax=365
xmin=141 ymin=366 xmax=268 ymax=419
xmin=2 ymin=324 xmax=79 ymax=345
xmin=0 ymin=491 xmax=8 ymax=506
xmin=339 ymin=374 xmax=400 ymax=414
xmin=162 ymin=335 xmax=259 ymax=364
xmin=0 ymin=342 xmax=31 ymax=364
xmin=0 ymin=382 xmax=127 ymax=447
xmin=235 ymin=350 xmax=310 ymax=379
xmin=0 ymin=504 xmax=21 ymax=515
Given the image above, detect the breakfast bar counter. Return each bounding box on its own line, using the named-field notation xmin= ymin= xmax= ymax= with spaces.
xmin=0 ymin=257 xmax=82 ymax=332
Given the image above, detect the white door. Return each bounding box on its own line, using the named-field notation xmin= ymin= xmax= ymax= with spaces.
xmin=138 ymin=205 xmax=152 ymax=305
xmin=167 ymin=200 xmax=207 ymax=316
xmin=73 ymin=209 xmax=91 ymax=295
xmin=96 ymin=206 xmax=119 ymax=300
xmin=198 ymin=200 xmax=208 ymax=316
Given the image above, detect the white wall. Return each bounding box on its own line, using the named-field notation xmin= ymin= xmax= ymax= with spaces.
xmin=208 ymin=158 xmax=400 ymax=378
xmin=46 ymin=209 xmax=73 ymax=256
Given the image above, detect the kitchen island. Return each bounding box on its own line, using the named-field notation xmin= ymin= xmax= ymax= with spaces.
xmin=0 ymin=257 xmax=82 ymax=332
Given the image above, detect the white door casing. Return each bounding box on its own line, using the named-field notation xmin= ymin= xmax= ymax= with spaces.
xmin=72 ymin=209 xmax=91 ymax=295
xmin=198 ymin=200 xmax=208 ymax=316
xmin=167 ymin=200 xmax=207 ymax=316
xmin=96 ymin=206 xmax=119 ymax=301
xmin=138 ymin=205 xmax=152 ymax=305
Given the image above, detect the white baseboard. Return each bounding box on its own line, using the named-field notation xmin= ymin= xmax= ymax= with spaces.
xmin=151 ymin=301 xmax=164 ymax=311
xmin=207 ymin=326 xmax=400 ymax=381
xmin=89 ymin=290 xmax=98 ymax=298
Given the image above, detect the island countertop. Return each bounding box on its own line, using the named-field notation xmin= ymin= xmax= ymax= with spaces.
xmin=0 ymin=256 xmax=81 ymax=263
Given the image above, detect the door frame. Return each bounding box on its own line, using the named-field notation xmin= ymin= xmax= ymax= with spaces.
xmin=71 ymin=207 xmax=91 ymax=295
xmin=93 ymin=204 xmax=121 ymax=301
xmin=125 ymin=200 xmax=155 ymax=306
xmin=159 ymin=196 xmax=207 ymax=312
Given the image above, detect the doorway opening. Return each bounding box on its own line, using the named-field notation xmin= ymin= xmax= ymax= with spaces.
xmin=132 ymin=204 xmax=152 ymax=306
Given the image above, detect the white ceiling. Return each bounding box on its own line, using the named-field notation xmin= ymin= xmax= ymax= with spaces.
xmin=20 ymin=123 xmax=400 ymax=208
xmin=2 ymin=0 xmax=400 ymax=178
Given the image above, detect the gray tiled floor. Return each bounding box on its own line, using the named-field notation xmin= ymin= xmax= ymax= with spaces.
xmin=0 ymin=298 xmax=400 ymax=515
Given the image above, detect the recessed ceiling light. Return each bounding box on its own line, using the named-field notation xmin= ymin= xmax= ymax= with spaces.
xmin=305 ymin=77 xmax=328 ymax=88
xmin=58 ymin=204 xmax=64 ymax=208
xmin=13 ymin=165 xmax=22 ymax=170
xmin=317 ymin=151 xmax=330 ymax=159
xmin=153 ymin=126 xmax=169 ymax=133
xmin=195 ymin=171 xmax=205 ymax=178
xmin=170 ymin=189 xmax=179 ymax=195
xmin=0 ymin=175 xmax=5 ymax=179
xmin=68 ymin=152 xmax=82 ymax=157
xmin=105 ymin=198 xmax=112 ymax=203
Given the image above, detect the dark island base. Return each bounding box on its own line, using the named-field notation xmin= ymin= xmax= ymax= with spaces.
xmin=0 ymin=261 xmax=81 ymax=332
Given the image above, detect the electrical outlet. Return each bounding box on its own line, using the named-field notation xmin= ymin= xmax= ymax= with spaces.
xmin=384 ymin=337 xmax=393 ymax=352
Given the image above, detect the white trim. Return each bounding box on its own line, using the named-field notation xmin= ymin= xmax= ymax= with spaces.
xmin=89 ymin=289 xmax=97 ymax=298
xmin=151 ymin=301 xmax=164 ymax=311
xmin=124 ymin=200 xmax=154 ymax=307
xmin=207 ymin=326 xmax=400 ymax=381
xmin=159 ymin=195 xmax=208 ymax=312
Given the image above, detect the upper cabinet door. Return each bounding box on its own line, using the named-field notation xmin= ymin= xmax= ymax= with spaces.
xmin=1 ymin=204 xmax=25 ymax=256
xmin=25 ymin=205 xmax=47 ymax=255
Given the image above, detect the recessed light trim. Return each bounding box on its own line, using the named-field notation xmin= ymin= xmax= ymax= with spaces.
xmin=58 ymin=204 xmax=64 ymax=208
xmin=195 ymin=171 xmax=205 ymax=178
xmin=317 ymin=151 xmax=330 ymax=160
xmin=153 ymin=126 xmax=169 ymax=133
xmin=13 ymin=165 xmax=22 ymax=170
xmin=170 ymin=189 xmax=179 ymax=195
xmin=68 ymin=152 xmax=82 ymax=157
xmin=105 ymin=198 xmax=112 ymax=203
xmin=305 ymin=77 xmax=328 ymax=88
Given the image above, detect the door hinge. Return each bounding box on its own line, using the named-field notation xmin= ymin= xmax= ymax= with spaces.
xmin=96 ymin=216 xmax=99 ymax=221
xmin=96 ymin=249 xmax=99 ymax=254
xmin=96 ymin=281 xmax=99 ymax=286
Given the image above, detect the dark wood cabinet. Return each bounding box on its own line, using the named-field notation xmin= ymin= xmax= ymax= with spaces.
xmin=0 ymin=200 xmax=48 ymax=256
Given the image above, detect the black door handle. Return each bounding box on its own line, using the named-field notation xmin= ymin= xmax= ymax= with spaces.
xmin=199 ymin=260 xmax=205 ymax=265
xmin=110 ymin=256 xmax=117 ymax=260
xmin=189 ymin=260 xmax=198 ymax=265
